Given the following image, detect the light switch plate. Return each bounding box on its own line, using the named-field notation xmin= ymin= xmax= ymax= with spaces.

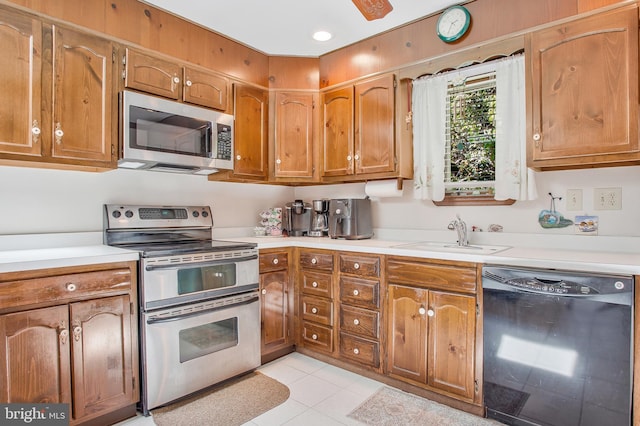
xmin=566 ymin=189 xmax=582 ymax=211
xmin=594 ymin=187 xmax=622 ymax=210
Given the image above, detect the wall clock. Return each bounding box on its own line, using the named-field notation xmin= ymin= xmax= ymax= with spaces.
xmin=436 ymin=5 xmax=471 ymax=43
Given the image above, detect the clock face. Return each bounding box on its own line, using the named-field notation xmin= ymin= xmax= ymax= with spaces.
xmin=437 ymin=6 xmax=471 ymax=42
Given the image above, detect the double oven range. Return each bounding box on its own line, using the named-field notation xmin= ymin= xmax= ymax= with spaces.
xmin=104 ymin=205 xmax=260 ymax=414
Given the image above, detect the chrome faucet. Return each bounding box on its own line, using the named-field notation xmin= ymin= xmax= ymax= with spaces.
xmin=448 ymin=214 xmax=469 ymax=247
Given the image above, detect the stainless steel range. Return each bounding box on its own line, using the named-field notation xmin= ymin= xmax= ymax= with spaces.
xmin=104 ymin=204 xmax=260 ymax=415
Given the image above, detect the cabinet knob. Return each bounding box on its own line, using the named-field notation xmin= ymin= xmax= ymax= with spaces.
xmin=311 ymin=258 xmax=317 ymax=264
xmin=54 ymin=123 xmax=64 ymax=144
xmin=236 ymin=154 xmax=242 ymax=160
xmin=276 ymin=159 xmax=281 ymax=164
xmin=311 ymin=307 xmax=318 ymax=314
xmin=418 ymin=307 xmax=426 ymax=315
xmin=427 ymin=309 xmax=435 ymax=317
xmin=353 ymin=262 xmax=360 ymax=270
xmin=347 ymin=155 xmax=352 ymax=161
xmin=353 ymin=289 xmax=359 ymax=296
xmin=311 ymin=333 xmax=318 ymax=340
xmin=312 ymin=281 xmax=319 ymax=288
xmin=353 ymin=348 xmax=360 ymax=355
xmin=186 ymin=79 xmax=192 ymax=87
xmin=58 ymin=322 xmax=69 ymax=345
xmin=261 ymin=289 xmax=267 ymax=295
xmin=533 ymin=133 xmax=541 ymax=141
xmin=353 ymin=318 xmax=360 ymax=325
xmin=65 ymin=283 xmax=77 ymax=292
xmin=173 ymin=76 xmax=180 ymax=84
xmin=354 ymin=154 xmax=360 ymax=161
xmin=31 ymin=120 xmax=41 ymax=143
xmin=73 ymin=323 xmax=82 ymax=342
xmin=272 ymin=258 xmax=279 ymax=265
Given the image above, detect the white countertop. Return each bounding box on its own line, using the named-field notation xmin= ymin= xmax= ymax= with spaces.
xmin=0 ymin=230 xmax=639 ymax=275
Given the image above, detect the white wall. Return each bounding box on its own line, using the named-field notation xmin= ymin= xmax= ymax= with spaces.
xmin=0 ymin=166 xmax=293 ymax=235
xmin=294 ymin=165 xmax=640 ymax=237
xmin=1 ymin=164 xmax=639 ymax=238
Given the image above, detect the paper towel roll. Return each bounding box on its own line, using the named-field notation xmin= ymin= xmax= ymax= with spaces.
xmin=364 ymin=179 xmax=404 ymax=199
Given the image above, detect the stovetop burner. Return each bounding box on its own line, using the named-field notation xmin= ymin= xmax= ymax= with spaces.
xmin=103 ymin=204 xmax=256 ymax=256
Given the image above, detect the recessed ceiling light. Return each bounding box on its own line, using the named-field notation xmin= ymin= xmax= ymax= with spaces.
xmin=313 ymin=31 xmax=332 ymax=42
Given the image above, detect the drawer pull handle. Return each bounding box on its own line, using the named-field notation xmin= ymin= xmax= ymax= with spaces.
xmin=353 ymin=319 xmax=360 ymax=325
xmin=66 ymin=283 xmax=77 ymax=292
xmin=353 ymin=348 xmax=360 ymax=355
xmin=58 ymin=322 xmax=68 ymax=345
xmin=72 ymin=323 xmax=82 ymax=342
xmin=312 ymin=333 xmax=318 ymax=340
xmin=353 ymin=289 xmax=359 ymax=296
xmin=261 ymin=289 xmax=267 ymax=295
xmin=427 ymin=309 xmax=435 ymax=317
xmin=272 ymin=258 xmax=279 ymax=265
xmin=311 ymin=307 xmax=318 ymax=314
xmin=312 ymin=281 xmax=319 ymax=288
xmin=311 ymin=258 xmax=318 ymax=264
xmin=418 ymin=307 xmax=426 ymax=315
xmin=353 ymin=262 xmax=360 ymax=270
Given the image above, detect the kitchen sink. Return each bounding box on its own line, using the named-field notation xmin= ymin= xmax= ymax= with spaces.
xmin=392 ymin=241 xmax=510 ymax=255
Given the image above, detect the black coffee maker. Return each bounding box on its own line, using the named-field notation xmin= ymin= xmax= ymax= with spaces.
xmin=283 ymin=199 xmax=311 ymax=236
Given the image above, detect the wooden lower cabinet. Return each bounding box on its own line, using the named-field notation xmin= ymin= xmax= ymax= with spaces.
xmin=0 ymin=262 xmax=138 ymax=425
xmin=259 ymin=249 xmax=294 ymax=363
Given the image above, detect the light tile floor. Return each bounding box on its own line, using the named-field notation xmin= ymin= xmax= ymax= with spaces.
xmin=118 ymin=352 xmax=479 ymax=425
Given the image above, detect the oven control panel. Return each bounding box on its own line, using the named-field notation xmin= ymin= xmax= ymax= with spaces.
xmin=104 ymin=204 xmax=213 ymax=229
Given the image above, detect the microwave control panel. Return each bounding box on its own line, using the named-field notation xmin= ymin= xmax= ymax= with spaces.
xmin=216 ymin=124 xmax=232 ymax=161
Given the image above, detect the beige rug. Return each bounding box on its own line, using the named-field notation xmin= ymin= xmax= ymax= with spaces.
xmin=348 ymin=386 xmax=499 ymax=426
xmin=151 ymin=372 xmax=289 ymax=426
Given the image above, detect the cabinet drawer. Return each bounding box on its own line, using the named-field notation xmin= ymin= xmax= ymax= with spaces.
xmin=259 ymin=251 xmax=288 ymax=272
xmin=300 ymin=251 xmax=334 ymax=271
xmin=301 ymin=271 xmax=333 ymax=298
xmin=340 ymin=305 xmax=379 ymax=339
xmin=340 ymin=333 xmax=379 ymax=367
xmin=340 ymin=276 xmax=379 ymax=309
xmin=302 ymin=295 xmax=333 ymax=325
xmin=387 ymin=259 xmax=476 ymax=293
xmin=302 ymin=321 xmax=333 ymax=353
xmin=339 ymin=254 xmax=380 ymax=277
xmin=0 ymin=268 xmax=132 ymax=311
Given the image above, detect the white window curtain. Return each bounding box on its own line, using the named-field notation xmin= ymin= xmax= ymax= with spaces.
xmin=411 ymin=55 xmax=537 ymax=201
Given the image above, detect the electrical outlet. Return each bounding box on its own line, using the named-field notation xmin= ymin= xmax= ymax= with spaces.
xmin=566 ymin=189 xmax=582 ymax=211
xmin=594 ymin=187 xmax=622 ymax=210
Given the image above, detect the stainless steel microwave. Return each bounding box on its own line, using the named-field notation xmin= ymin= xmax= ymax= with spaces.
xmin=119 ymin=90 xmax=234 ymax=175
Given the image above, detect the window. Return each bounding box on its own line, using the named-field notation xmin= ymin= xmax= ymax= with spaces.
xmin=444 ymin=72 xmax=496 ymax=198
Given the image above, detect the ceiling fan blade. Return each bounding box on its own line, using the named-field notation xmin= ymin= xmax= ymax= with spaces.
xmin=352 ymin=0 xmax=393 ymax=21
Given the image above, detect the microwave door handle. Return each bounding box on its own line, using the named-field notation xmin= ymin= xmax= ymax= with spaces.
xmin=146 ymin=295 xmax=259 ymax=325
xmin=144 ymin=254 xmax=258 ymax=271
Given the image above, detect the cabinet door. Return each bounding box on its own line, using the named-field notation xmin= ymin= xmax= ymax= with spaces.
xmin=322 ymin=86 xmax=353 ymax=177
xmin=0 ymin=305 xmax=71 ymax=404
xmin=234 ymin=84 xmax=268 ymax=179
xmin=260 ymin=270 xmax=289 ymax=354
xmin=427 ymin=291 xmax=475 ymax=399
xmin=183 ymin=66 xmax=229 ymax=111
xmin=0 ymin=9 xmax=43 ymax=157
xmin=528 ymin=6 xmax=639 ymax=166
xmin=386 ymin=284 xmax=427 ymax=383
xmin=52 ymin=26 xmax=115 ymax=164
xmin=69 ymin=295 xmax=134 ymax=423
xmin=274 ymin=91 xmax=315 ymax=178
xmin=124 ymin=48 xmax=181 ymax=99
xmin=355 ymin=74 xmax=396 ymax=174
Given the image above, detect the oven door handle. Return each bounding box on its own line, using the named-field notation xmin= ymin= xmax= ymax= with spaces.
xmin=146 ymin=296 xmax=259 ymax=324
xmin=144 ymin=254 xmax=258 ymax=271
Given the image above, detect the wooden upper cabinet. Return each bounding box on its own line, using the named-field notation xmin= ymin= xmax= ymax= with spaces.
xmin=0 ymin=305 xmax=71 ymax=404
xmin=322 ymin=86 xmax=354 ymax=177
xmin=124 ymin=49 xmax=181 ymax=99
xmin=355 ymin=74 xmax=395 ymax=174
xmin=0 ymin=8 xmax=42 ymax=157
xmin=274 ymin=91 xmax=315 ymax=178
xmin=52 ymin=26 xmax=115 ymax=164
xmin=124 ymin=48 xmax=229 ymax=111
xmin=527 ymin=5 xmax=640 ymax=169
xmin=234 ymin=83 xmax=268 ymax=179
xmin=322 ymin=73 xmax=396 ymax=179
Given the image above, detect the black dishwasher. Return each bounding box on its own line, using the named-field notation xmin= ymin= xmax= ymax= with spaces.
xmin=482 ymin=265 xmax=633 ymax=426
